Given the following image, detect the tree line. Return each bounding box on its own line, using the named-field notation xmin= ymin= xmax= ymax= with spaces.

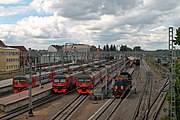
xmin=102 ymin=44 xmax=143 ymax=51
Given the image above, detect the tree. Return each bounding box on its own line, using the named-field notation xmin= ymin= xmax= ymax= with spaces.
xmin=174 ymin=27 xmax=180 ymax=45
xmin=120 ymin=45 xmax=127 ymax=51
xmin=90 ymin=46 xmax=97 ymax=51
xmin=103 ymin=45 xmax=106 ymax=51
xmin=110 ymin=44 xmax=113 ymax=51
xmin=113 ymin=45 xmax=116 ymax=51
xmin=106 ymin=44 xmax=109 ymax=51
xmin=133 ymin=46 xmax=142 ymax=51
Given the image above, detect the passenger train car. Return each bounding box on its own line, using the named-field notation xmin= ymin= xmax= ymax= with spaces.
xmin=76 ymin=60 xmax=121 ymax=94
xmin=12 ymin=75 xmax=36 ymax=93
xmin=52 ymin=70 xmax=83 ymax=93
xmin=12 ymin=72 xmax=53 ymax=93
xmin=51 ymin=62 xmax=105 ymax=93
xmin=12 ymin=59 xmax=108 ymax=94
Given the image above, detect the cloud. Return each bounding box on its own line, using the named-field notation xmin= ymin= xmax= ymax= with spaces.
xmin=0 ymin=5 xmax=30 ymax=16
xmin=0 ymin=0 xmax=179 ymax=50
xmin=0 ymin=0 xmax=21 ymax=4
xmin=30 ymin=0 xmax=143 ymax=20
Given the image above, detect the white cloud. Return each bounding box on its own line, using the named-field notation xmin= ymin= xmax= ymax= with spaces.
xmin=0 ymin=6 xmax=30 ymax=16
xmin=0 ymin=0 xmax=21 ymax=4
xmin=0 ymin=0 xmax=179 ymax=50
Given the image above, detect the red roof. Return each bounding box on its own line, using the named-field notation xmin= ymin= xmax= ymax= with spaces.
xmin=7 ymin=46 xmax=27 ymax=52
xmin=0 ymin=40 xmax=6 ymax=47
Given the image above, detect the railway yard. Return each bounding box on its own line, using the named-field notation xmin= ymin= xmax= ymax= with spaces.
xmin=0 ymin=57 xmax=170 ymax=120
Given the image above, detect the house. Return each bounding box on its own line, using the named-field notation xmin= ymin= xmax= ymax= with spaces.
xmin=48 ymin=45 xmax=63 ymax=52
xmin=0 ymin=47 xmax=20 ymax=71
xmin=7 ymin=46 xmax=28 ymax=68
xmin=63 ymin=44 xmax=90 ymax=53
xmin=0 ymin=40 xmax=6 ymax=47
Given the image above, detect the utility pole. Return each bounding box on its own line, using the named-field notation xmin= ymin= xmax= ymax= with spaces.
xmin=169 ymin=27 xmax=177 ymax=120
xmin=28 ymin=48 xmax=33 ymax=117
xmin=23 ymin=51 xmax=26 ymax=73
xmin=39 ymin=54 xmax=42 ymax=89
xmin=48 ymin=52 xmax=51 ymax=72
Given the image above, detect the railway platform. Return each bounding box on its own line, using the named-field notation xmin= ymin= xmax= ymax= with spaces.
xmin=0 ymin=78 xmax=13 ymax=94
xmin=92 ymin=70 xmax=118 ymax=100
xmin=0 ymin=83 xmax=52 ymax=112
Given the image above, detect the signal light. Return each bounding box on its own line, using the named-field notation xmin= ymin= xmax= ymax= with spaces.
xmin=121 ymin=86 xmax=124 ymax=90
xmin=114 ymin=86 xmax=118 ymax=89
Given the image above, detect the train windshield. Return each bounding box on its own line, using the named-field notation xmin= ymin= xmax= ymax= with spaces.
xmin=14 ymin=77 xmax=27 ymax=84
xmin=78 ymin=79 xmax=90 ymax=84
xmin=54 ymin=78 xmax=66 ymax=83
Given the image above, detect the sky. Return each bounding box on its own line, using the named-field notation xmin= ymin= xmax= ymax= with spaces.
xmin=0 ymin=0 xmax=180 ymax=50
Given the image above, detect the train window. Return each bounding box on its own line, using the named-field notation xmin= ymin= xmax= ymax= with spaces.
xmin=60 ymin=79 xmax=66 ymax=82
xmin=78 ymin=79 xmax=90 ymax=83
xmin=54 ymin=78 xmax=66 ymax=83
xmin=14 ymin=77 xmax=27 ymax=83
xmin=84 ymin=79 xmax=90 ymax=83
xmin=19 ymin=80 xmax=26 ymax=84
xmin=78 ymin=79 xmax=84 ymax=83
xmin=14 ymin=80 xmax=19 ymax=84
xmin=54 ymin=79 xmax=60 ymax=83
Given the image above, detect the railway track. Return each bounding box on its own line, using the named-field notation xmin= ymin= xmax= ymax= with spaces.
xmin=88 ymin=97 xmax=124 ymax=120
xmin=88 ymin=66 xmax=140 ymax=120
xmin=132 ymin=60 xmax=153 ymax=120
xmin=0 ymin=89 xmax=77 ymax=120
xmin=50 ymin=95 xmax=88 ymax=120
xmin=49 ymin=60 xmax=123 ymax=120
xmin=141 ymin=79 xmax=169 ymax=120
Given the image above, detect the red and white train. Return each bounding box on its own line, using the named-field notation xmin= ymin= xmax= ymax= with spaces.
xmin=51 ymin=60 xmax=108 ymax=93
xmin=76 ymin=60 xmax=121 ymax=94
xmin=12 ymin=72 xmax=52 ymax=93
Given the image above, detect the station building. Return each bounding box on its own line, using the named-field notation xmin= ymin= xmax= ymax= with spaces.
xmin=0 ymin=47 xmax=20 ymax=71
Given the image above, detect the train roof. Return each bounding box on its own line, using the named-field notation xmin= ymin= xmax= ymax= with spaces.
xmin=127 ymin=56 xmax=135 ymax=61
xmin=78 ymin=74 xmax=92 ymax=79
xmin=54 ymin=74 xmax=71 ymax=78
xmin=13 ymin=75 xmax=28 ymax=79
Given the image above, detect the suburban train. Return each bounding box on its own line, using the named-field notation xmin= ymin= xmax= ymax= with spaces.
xmin=76 ymin=60 xmax=121 ymax=94
xmin=52 ymin=69 xmax=86 ymax=93
xmin=51 ymin=60 xmax=108 ymax=93
xmin=113 ymin=68 xmax=134 ymax=98
xmin=12 ymin=72 xmax=52 ymax=93
xmin=12 ymin=59 xmax=112 ymax=94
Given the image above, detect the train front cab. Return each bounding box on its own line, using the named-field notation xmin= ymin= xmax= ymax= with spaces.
xmin=76 ymin=75 xmax=93 ymax=94
xmin=12 ymin=76 xmax=28 ymax=93
xmin=113 ymin=73 xmax=132 ymax=98
xmin=52 ymin=75 xmax=71 ymax=93
xmin=113 ymin=78 xmax=126 ymax=98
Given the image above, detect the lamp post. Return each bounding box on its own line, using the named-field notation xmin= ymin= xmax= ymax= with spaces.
xmin=28 ymin=48 xmax=33 ymax=117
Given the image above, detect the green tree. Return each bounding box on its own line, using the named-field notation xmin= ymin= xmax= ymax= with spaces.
xmin=113 ymin=45 xmax=116 ymax=51
xmin=174 ymin=28 xmax=180 ymax=45
xmin=103 ymin=45 xmax=106 ymax=51
xmin=106 ymin=44 xmax=109 ymax=51
xmin=133 ymin=46 xmax=142 ymax=51
xmin=110 ymin=44 xmax=113 ymax=51
xmin=90 ymin=46 xmax=97 ymax=51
